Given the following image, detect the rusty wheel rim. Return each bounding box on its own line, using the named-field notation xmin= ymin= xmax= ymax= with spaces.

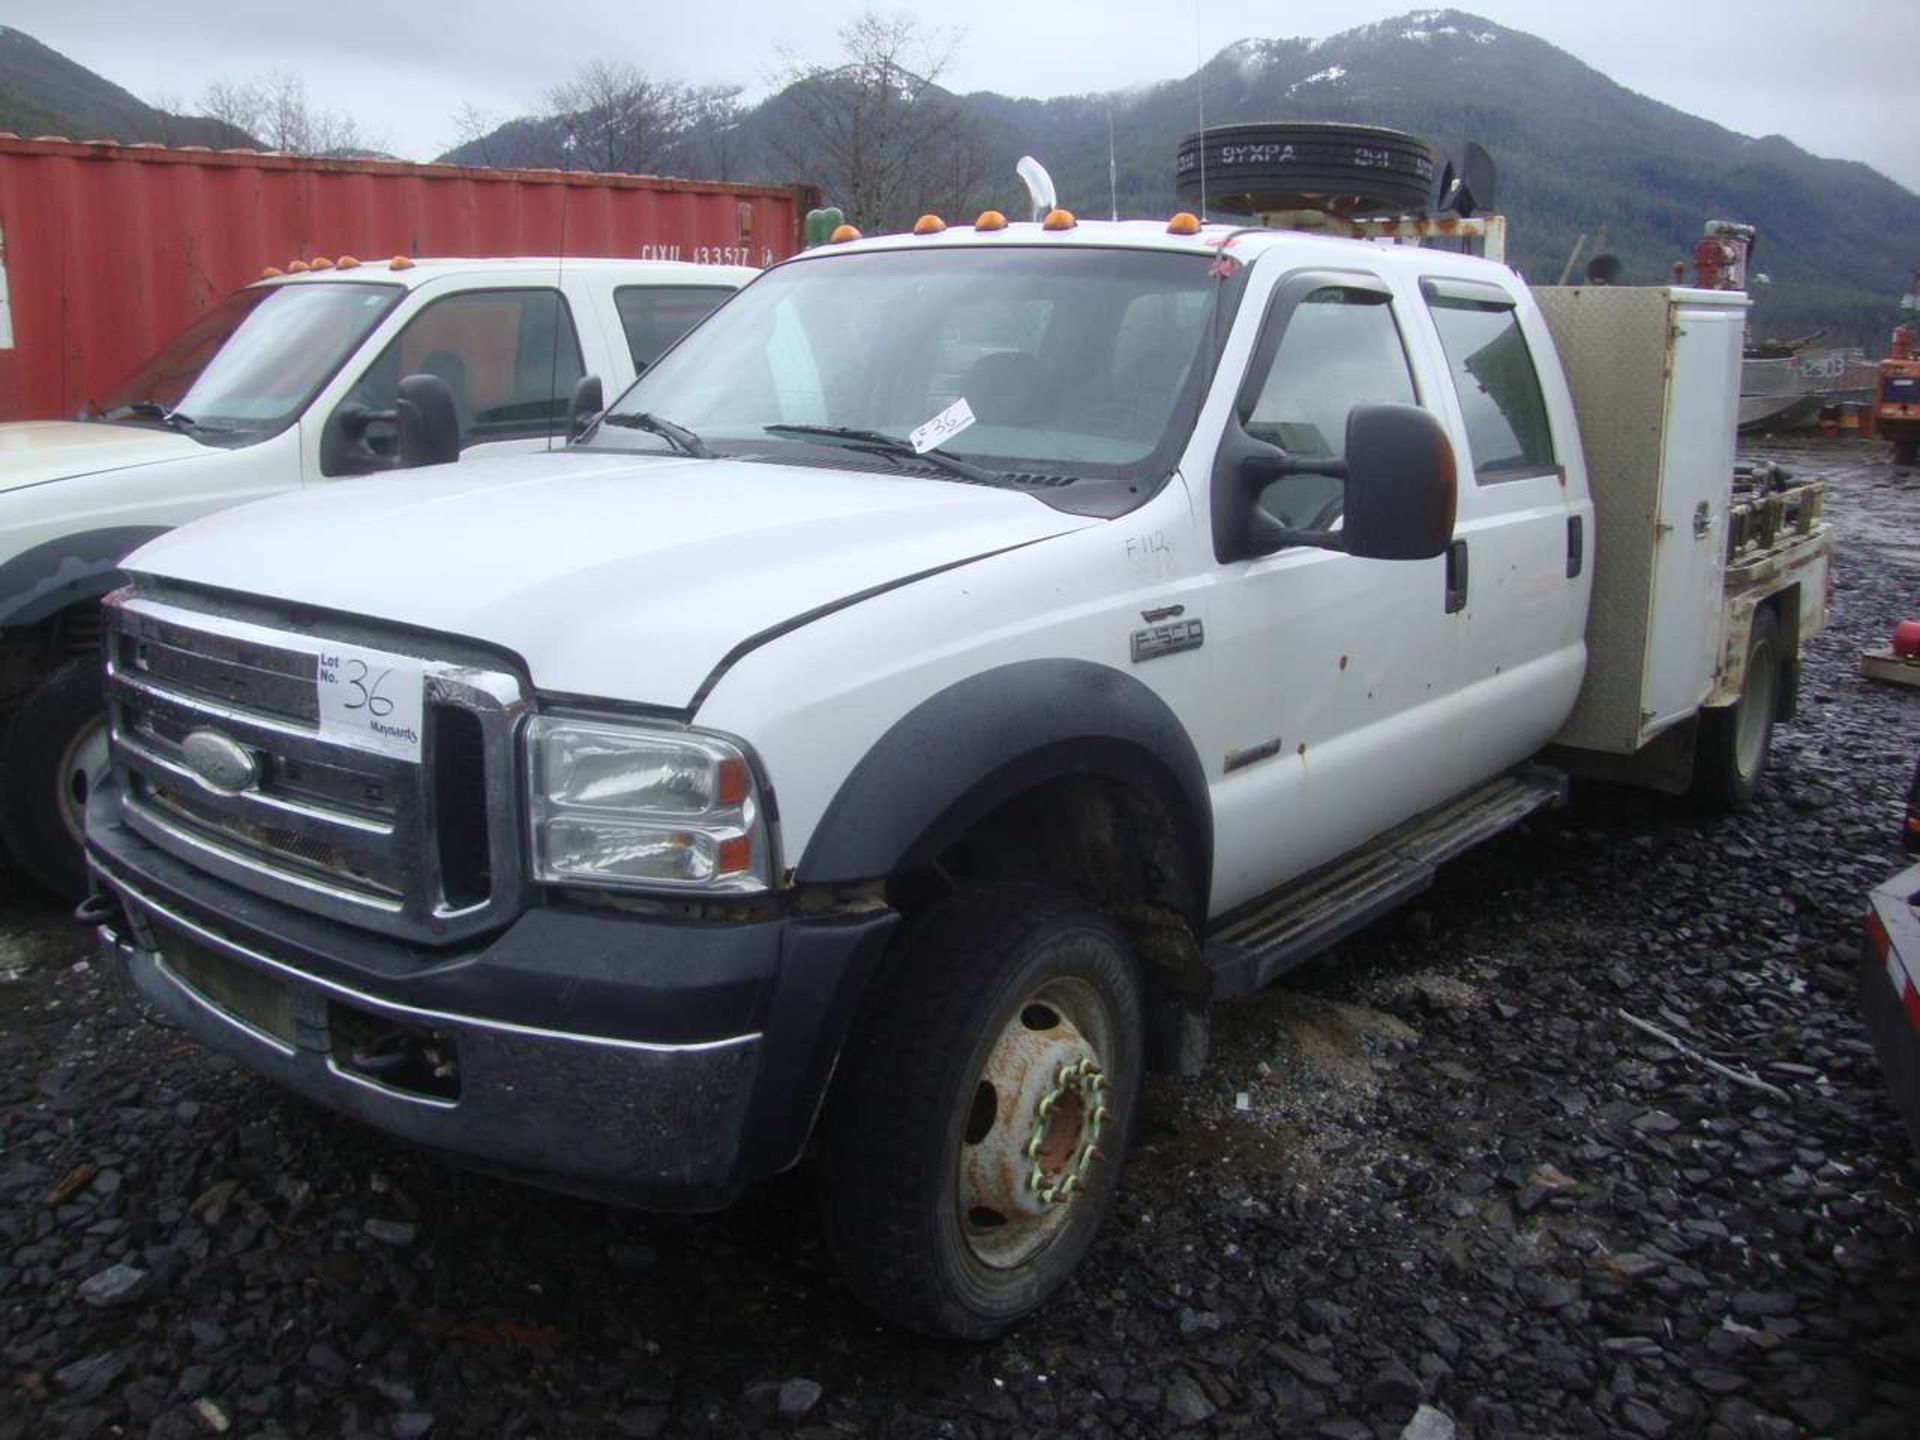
xmin=957 ymin=976 xmax=1115 ymax=1270
xmin=56 ymin=716 xmax=110 ymax=850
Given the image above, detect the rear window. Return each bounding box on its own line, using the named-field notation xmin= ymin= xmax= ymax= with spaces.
xmin=615 ymin=286 xmax=734 ymax=370
xmin=1426 ymin=294 xmax=1557 ymax=481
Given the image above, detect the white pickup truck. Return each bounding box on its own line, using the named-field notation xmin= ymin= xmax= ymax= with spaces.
xmin=83 ymin=197 xmax=1830 ymax=1339
xmin=0 ymin=256 xmax=752 ymax=897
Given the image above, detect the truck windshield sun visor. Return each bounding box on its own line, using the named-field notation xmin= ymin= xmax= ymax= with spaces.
xmin=97 ymin=282 xmax=406 ymax=446
xmin=589 ymin=246 xmax=1243 ymax=509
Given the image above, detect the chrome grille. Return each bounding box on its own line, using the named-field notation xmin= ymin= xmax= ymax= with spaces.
xmin=104 ymin=593 xmax=527 ymax=944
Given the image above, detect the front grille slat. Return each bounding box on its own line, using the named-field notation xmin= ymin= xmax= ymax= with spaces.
xmin=103 ymin=593 xmax=528 ymax=945
xmin=115 ymin=729 xmax=395 ymax=838
xmin=124 ymin=636 xmax=320 ymax=722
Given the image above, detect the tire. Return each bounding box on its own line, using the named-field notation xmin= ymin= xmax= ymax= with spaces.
xmin=1893 ymin=438 xmax=1918 ymax=469
xmin=819 ymin=886 xmax=1144 ymax=1340
xmin=1694 ymin=607 xmax=1781 ymax=810
xmin=1 ymin=656 xmax=110 ymax=900
xmin=1176 ymin=122 xmax=1438 ymax=217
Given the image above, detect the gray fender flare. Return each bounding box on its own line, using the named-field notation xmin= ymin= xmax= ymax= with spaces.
xmin=0 ymin=527 xmax=169 ymax=630
xmin=795 ymin=658 xmax=1213 ymax=923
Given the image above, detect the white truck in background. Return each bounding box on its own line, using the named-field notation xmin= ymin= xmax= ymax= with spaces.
xmin=0 ymin=256 xmax=752 ymax=896
xmin=83 ymin=179 xmax=1830 ymax=1339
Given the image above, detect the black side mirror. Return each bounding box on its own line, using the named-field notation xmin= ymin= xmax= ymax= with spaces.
xmin=319 ymin=402 xmax=400 ymax=477
xmin=396 ymin=374 xmax=460 ymax=469
xmin=1212 ymin=403 xmax=1456 ymax=563
xmin=567 ymin=375 xmax=605 ymax=442
xmin=1339 ymin=404 xmax=1457 ymax=561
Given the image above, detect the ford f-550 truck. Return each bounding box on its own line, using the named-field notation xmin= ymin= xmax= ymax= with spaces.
xmin=83 ymin=193 xmax=1830 ymax=1338
xmin=0 ymin=256 xmax=751 ymax=899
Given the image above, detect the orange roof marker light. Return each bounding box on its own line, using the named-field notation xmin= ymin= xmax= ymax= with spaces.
xmin=259 ymin=266 xmax=284 ymax=279
xmin=308 ymin=257 xmax=334 ymax=271
xmin=975 ymin=210 xmax=1008 ymax=232
xmin=913 ymin=214 xmax=946 ymax=235
xmin=335 ymin=255 xmax=361 ymax=270
xmin=1167 ymin=212 xmax=1202 ymax=236
xmin=1042 ymin=208 xmax=1077 ymax=232
xmin=389 ymin=255 xmax=415 ymax=270
xmin=829 ymin=223 xmax=863 ymax=244
xmin=285 ymin=260 xmax=310 ymax=273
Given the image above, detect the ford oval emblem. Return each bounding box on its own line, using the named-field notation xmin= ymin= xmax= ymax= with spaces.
xmin=181 ymin=729 xmax=259 ymax=795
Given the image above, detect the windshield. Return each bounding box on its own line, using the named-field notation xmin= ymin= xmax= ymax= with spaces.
xmin=99 ymin=282 xmax=404 ymax=443
xmin=590 ymin=246 xmax=1236 ymax=510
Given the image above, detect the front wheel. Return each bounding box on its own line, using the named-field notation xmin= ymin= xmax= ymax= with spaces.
xmin=0 ymin=657 xmax=110 ymax=900
xmin=1694 ymin=607 xmax=1781 ymax=810
xmin=820 ymin=887 xmax=1144 ymax=1340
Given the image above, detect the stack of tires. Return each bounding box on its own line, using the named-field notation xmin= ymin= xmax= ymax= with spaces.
xmin=1175 ymin=122 xmax=1438 ymax=218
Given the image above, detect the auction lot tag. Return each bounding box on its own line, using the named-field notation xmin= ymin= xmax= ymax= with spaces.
xmin=910 ymin=397 xmax=976 ymax=454
xmin=316 ymin=645 xmax=425 ymax=761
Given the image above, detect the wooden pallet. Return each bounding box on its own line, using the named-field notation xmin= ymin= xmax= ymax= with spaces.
xmin=1861 ymin=648 xmax=1920 ymax=687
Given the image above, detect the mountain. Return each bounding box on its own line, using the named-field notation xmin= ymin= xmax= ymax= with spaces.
xmin=1057 ymin=13 xmax=1916 ymax=349
xmin=0 ymin=25 xmax=249 ymax=148
xmin=446 ymin=9 xmax=1917 ymax=351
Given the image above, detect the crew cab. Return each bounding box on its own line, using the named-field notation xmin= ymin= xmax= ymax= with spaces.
xmin=0 ymin=256 xmax=752 ymax=897
xmin=82 ymin=201 xmax=1829 ymax=1339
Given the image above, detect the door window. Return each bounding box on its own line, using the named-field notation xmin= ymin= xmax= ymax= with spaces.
xmin=1425 ymin=295 xmax=1556 ymax=480
xmin=1242 ymin=286 xmax=1417 ymax=529
xmin=333 ymin=289 xmax=583 ymax=471
xmin=615 ymin=285 xmax=735 ymax=370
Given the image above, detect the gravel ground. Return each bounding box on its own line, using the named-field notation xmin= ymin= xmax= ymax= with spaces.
xmin=2 ymin=439 xmax=1917 ymax=1440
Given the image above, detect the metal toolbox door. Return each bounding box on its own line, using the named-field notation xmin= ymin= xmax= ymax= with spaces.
xmin=1640 ymin=298 xmax=1742 ymax=738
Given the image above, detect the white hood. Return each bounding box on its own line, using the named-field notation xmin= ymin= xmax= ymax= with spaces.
xmin=0 ymin=422 xmax=204 ymax=495
xmin=127 ymin=450 xmax=1098 ymax=709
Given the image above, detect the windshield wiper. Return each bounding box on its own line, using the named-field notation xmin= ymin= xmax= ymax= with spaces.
xmin=763 ymin=424 xmax=1004 ymax=486
xmin=599 ymin=411 xmax=711 ymax=458
xmin=105 ymin=400 xmax=199 ymax=431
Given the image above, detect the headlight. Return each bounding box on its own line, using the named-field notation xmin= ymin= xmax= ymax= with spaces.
xmin=526 ymin=716 xmax=772 ymax=892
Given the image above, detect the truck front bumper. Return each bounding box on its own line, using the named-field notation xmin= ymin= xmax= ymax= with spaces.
xmin=86 ymin=789 xmax=897 ymax=1211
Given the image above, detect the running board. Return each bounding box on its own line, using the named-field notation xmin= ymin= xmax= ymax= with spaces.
xmin=1204 ymin=766 xmax=1566 ymax=999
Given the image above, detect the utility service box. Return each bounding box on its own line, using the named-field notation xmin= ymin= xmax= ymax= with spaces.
xmin=1535 ymin=285 xmax=1748 ymax=755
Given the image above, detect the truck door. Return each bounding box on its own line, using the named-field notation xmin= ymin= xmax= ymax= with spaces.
xmin=1200 ymin=268 xmax=1465 ymax=913
xmin=304 ymin=286 xmax=587 ymax=480
xmin=1416 ymin=279 xmax=1591 ymax=778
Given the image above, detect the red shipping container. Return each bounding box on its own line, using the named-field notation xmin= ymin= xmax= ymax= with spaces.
xmin=0 ymin=136 xmax=816 ymax=421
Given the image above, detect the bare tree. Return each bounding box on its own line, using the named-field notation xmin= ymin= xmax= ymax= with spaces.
xmin=547 ymin=60 xmax=691 ymax=174
xmin=771 ymin=11 xmax=990 ymax=231
xmin=197 ymin=80 xmax=260 ymax=141
xmin=196 ymin=73 xmax=384 ymax=157
xmin=449 ymin=103 xmax=504 ymax=167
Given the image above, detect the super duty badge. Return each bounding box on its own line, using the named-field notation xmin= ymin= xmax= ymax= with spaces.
xmin=1131 ymin=613 xmax=1204 ymax=663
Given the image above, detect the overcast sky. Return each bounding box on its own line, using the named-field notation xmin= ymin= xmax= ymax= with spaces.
xmin=13 ymin=1 xmax=1918 ymax=191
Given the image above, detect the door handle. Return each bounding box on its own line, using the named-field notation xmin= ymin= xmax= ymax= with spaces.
xmin=1445 ymin=539 xmax=1468 ymax=614
xmin=1567 ymin=515 xmax=1584 ymax=578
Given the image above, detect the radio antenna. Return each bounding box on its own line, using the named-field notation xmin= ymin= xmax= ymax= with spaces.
xmin=547 ymin=131 xmax=574 ymax=453
xmin=1107 ymin=105 xmax=1118 ymax=222
xmin=1194 ymin=1 xmax=1208 ymax=217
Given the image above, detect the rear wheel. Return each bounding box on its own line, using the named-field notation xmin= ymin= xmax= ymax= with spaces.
xmin=0 ymin=657 xmax=110 ymax=900
xmin=1694 ymin=607 xmax=1781 ymax=809
xmin=1893 ymin=437 xmax=1918 ymax=469
xmin=820 ymin=887 xmax=1143 ymax=1339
